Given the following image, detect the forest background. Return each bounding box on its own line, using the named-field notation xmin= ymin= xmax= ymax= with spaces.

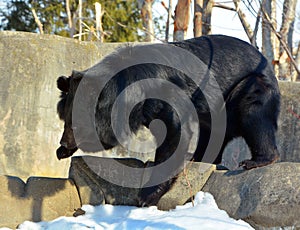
xmin=0 ymin=0 xmax=300 ymax=81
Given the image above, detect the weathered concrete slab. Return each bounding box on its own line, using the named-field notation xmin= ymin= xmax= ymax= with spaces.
xmin=202 ymin=162 xmax=300 ymax=229
xmin=0 ymin=31 xmax=120 ymax=180
xmin=69 ymin=156 xmax=216 ymax=211
xmin=0 ymin=175 xmax=80 ymax=229
xmin=0 ymin=176 xmax=30 ymax=229
xmin=157 ymin=162 xmax=216 ymax=210
xmin=69 ymin=156 xmax=145 ymax=206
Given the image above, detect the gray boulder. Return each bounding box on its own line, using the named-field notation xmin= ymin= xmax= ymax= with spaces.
xmin=157 ymin=162 xmax=215 ymax=210
xmin=202 ymin=162 xmax=300 ymax=229
xmin=69 ymin=156 xmax=215 ymax=209
xmin=69 ymin=156 xmax=145 ymax=206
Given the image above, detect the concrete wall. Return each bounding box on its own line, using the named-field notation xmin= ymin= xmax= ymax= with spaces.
xmin=0 ymin=31 xmax=120 ymax=179
xmin=0 ymin=31 xmax=299 ymax=178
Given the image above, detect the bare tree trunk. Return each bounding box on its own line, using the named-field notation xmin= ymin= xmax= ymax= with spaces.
xmin=233 ymin=0 xmax=257 ymax=47
xmin=78 ymin=0 xmax=83 ymax=41
xmin=292 ymin=42 xmax=300 ymax=81
xmin=262 ymin=0 xmax=280 ymax=76
xmin=194 ymin=0 xmax=202 ymax=37
xmin=95 ymin=2 xmax=104 ymax=42
xmin=166 ymin=0 xmax=172 ymax=42
xmin=65 ymin=0 xmax=75 ymax=38
xmin=31 ymin=8 xmax=43 ymax=34
xmin=278 ymin=0 xmax=297 ymax=80
xmin=194 ymin=0 xmax=213 ymax=37
xmin=271 ymin=0 xmax=279 ymax=77
xmin=141 ymin=0 xmax=154 ymax=42
xmin=202 ymin=0 xmax=213 ymax=35
xmin=270 ymin=1 xmax=278 ymax=51
xmin=262 ymin=0 xmax=274 ymax=63
xmin=174 ymin=0 xmax=191 ymax=41
xmin=262 ymin=7 xmax=300 ymax=76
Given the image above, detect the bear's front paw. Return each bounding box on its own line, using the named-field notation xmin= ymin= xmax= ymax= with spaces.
xmin=139 ymin=185 xmax=164 ymax=207
xmin=239 ymin=160 xmax=260 ymax=170
xmin=56 ymin=146 xmax=78 ymax=160
xmin=239 ymin=154 xmax=280 ymax=170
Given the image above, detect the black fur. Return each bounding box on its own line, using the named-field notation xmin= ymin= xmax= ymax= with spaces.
xmin=57 ymin=76 xmax=70 ymax=92
xmin=56 ymin=35 xmax=280 ymax=206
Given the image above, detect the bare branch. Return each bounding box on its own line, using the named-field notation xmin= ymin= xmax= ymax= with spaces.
xmin=161 ymin=1 xmax=175 ymax=19
xmin=233 ymin=0 xmax=254 ymax=43
xmin=162 ymin=0 xmax=173 ymax=41
xmin=65 ymin=0 xmax=72 ymax=32
xmin=31 ymin=8 xmax=43 ymax=34
xmin=251 ymin=5 xmax=261 ymax=47
xmin=261 ymin=7 xmax=300 ymax=75
xmin=292 ymin=42 xmax=300 ymax=81
xmin=78 ymin=0 xmax=82 ymax=41
xmin=213 ymin=3 xmax=236 ymax=11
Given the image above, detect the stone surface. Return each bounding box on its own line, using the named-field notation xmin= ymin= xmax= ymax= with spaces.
xmin=0 ymin=176 xmax=30 ymax=229
xmin=0 ymin=175 xmax=80 ymax=229
xmin=202 ymin=162 xmax=300 ymax=228
xmin=69 ymin=156 xmax=216 ymax=210
xmin=0 ymin=31 xmax=120 ymax=180
xmin=25 ymin=177 xmax=81 ymax=221
xmin=157 ymin=162 xmax=215 ymax=210
xmin=69 ymin=156 xmax=145 ymax=206
xmin=0 ymin=31 xmax=155 ymax=180
xmin=277 ymin=82 xmax=300 ymax=163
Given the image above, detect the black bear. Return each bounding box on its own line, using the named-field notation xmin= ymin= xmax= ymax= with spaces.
xmin=56 ymin=35 xmax=280 ymax=206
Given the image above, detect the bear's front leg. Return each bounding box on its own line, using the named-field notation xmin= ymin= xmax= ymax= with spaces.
xmin=139 ymin=179 xmax=175 ymax=207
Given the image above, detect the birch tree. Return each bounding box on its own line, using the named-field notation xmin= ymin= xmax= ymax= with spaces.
xmin=278 ymin=0 xmax=297 ymax=80
xmin=31 ymin=7 xmax=43 ymax=34
xmin=174 ymin=0 xmax=191 ymax=41
xmin=233 ymin=0 xmax=259 ymax=47
xmin=202 ymin=0 xmax=213 ymax=35
xmin=220 ymin=0 xmax=299 ymax=80
xmin=165 ymin=0 xmax=172 ymax=41
xmin=78 ymin=0 xmax=82 ymax=41
xmin=65 ymin=0 xmax=76 ymax=38
xmin=292 ymin=43 xmax=300 ymax=81
xmin=262 ymin=0 xmax=273 ymax=62
xmin=194 ymin=0 xmax=213 ymax=37
xmin=194 ymin=0 xmax=202 ymax=37
xmin=140 ymin=0 xmax=155 ymax=42
xmin=95 ymin=2 xmax=104 ymax=42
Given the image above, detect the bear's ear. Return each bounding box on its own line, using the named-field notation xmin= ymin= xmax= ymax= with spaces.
xmin=57 ymin=76 xmax=70 ymax=92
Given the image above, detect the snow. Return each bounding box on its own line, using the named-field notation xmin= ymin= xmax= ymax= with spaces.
xmin=0 ymin=192 xmax=254 ymax=230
